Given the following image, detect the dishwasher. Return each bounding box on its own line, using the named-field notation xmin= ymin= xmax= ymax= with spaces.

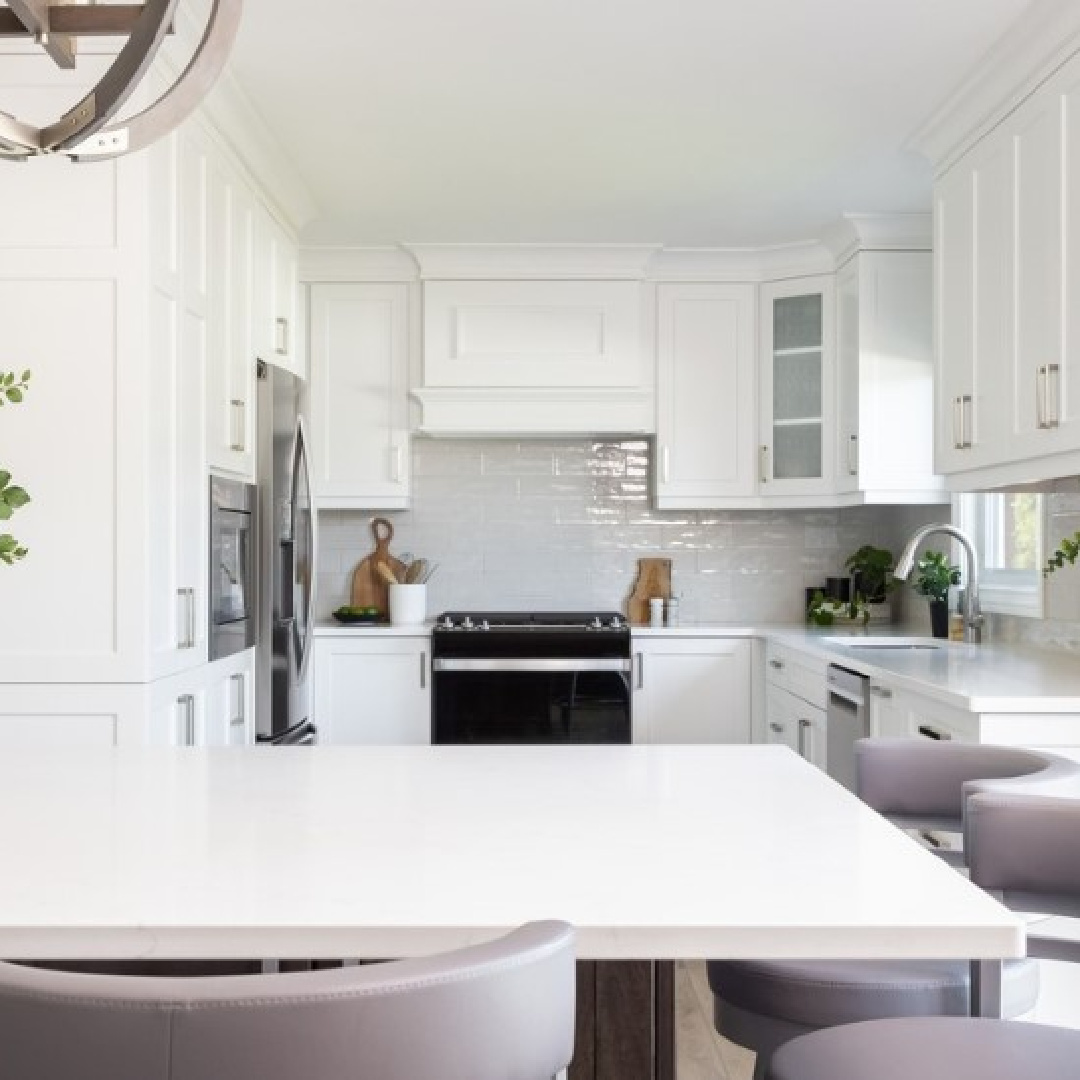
xmin=826 ymin=664 xmax=869 ymax=792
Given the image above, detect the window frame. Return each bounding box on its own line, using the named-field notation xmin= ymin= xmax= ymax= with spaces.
xmin=954 ymin=492 xmax=1044 ymax=619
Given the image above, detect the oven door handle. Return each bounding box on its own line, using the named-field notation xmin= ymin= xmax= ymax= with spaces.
xmin=432 ymin=658 xmax=632 ymax=674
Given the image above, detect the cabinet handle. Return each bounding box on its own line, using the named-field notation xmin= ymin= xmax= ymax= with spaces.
xmin=769 ymin=658 xmax=784 ymax=670
xmin=275 ymin=317 xmax=290 ymax=356
xmin=952 ymin=396 xmax=963 ymax=449
xmin=420 ymin=651 xmax=427 ymax=690
xmin=178 ymin=694 xmax=196 ymax=746
xmin=177 ymin=588 xmax=196 ymax=649
xmin=769 ymin=721 xmax=784 ymax=734
xmin=869 ymin=685 xmax=893 ymax=699
xmin=1037 ymin=366 xmax=1049 ymax=429
xmin=797 ymin=717 xmax=811 ymax=758
xmin=230 ymin=673 xmax=245 ymax=727
xmin=635 ymin=652 xmax=644 ymax=691
xmin=917 ymin=724 xmax=951 ymax=741
xmin=847 ymin=434 xmax=858 ymax=476
xmin=1048 ymin=363 xmax=1061 ymax=429
xmin=660 ymin=445 xmax=671 ymax=484
xmin=960 ymin=395 xmax=974 ymax=449
xmin=391 ymin=444 xmax=404 ymax=484
xmin=230 ymin=399 xmax=246 ymax=452
xmin=759 ymin=445 xmax=770 ymax=484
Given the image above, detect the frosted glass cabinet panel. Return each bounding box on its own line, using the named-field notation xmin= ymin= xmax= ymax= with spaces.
xmin=760 ymin=277 xmax=834 ymax=494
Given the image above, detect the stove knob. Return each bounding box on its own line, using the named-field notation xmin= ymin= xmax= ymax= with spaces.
xmin=480 ymin=620 xmax=490 ymax=631
xmin=440 ymin=615 xmax=454 ymax=630
xmin=609 ymin=616 xmax=624 ymax=629
xmin=462 ymin=616 xmax=474 ymax=630
xmin=590 ymin=617 xmax=603 ymax=630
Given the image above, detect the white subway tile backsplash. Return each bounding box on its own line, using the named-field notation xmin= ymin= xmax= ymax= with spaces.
xmin=315 ymin=438 xmax=898 ymax=621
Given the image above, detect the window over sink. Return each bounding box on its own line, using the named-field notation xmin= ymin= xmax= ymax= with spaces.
xmin=956 ymin=492 xmax=1043 ymax=618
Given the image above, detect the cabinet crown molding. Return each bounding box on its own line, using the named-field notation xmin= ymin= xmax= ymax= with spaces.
xmin=907 ymin=0 xmax=1080 ymax=174
xmin=401 ymin=243 xmax=662 ymax=280
xmin=823 ymin=214 xmax=933 ymax=265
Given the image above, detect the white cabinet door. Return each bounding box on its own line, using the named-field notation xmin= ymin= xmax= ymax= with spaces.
xmin=206 ymin=165 xmax=256 ymax=481
xmin=149 ymin=669 xmax=209 ymax=747
xmin=834 ymin=259 xmax=860 ymax=495
xmin=203 ymin=650 xmax=256 ymax=746
xmin=148 ymin=128 xmax=208 ymax=680
xmin=759 ymin=276 xmax=835 ymax=496
xmin=254 ymin=209 xmax=302 ymax=378
xmin=314 ymin=637 xmax=431 ymax=744
xmin=655 ymin=283 xmax=757 ymax=505
xmin=308 ymin=283 xmax=410 ymax=509
xmin=764 ymin=684 xmax=800 ymax=752
xmin=867 ymin=682 xmax=907 ymax=738
xmin=633 ymin=638 xmax=751 ymax=744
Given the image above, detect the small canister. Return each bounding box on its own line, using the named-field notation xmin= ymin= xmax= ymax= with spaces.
xmin=665 ymin=596 xmax=680 ymax=627
xmin=649 ymin=597 xmax=664 ymax=627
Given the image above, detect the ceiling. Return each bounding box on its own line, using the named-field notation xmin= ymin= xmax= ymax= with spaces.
xmin=227 ymin=0 xmax=1035 ymax=248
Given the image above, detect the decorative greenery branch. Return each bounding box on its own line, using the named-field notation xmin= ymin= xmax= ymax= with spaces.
xmin=0 ymin=369 xmax=31 ymax=565
xmin=1043 ymin=531 xmax=1080 ymax=578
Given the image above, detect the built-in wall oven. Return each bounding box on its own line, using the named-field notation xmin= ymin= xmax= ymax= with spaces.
xmin=431 ymin=612 xmax=632 ymax=744
xmin=209 ymin=476 xmax=257 ymax=661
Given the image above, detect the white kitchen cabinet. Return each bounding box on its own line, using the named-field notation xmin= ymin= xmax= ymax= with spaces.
xmin=308 ymin=283 xmax=411 ymax=509
xmin=414 ymin=280 xmax=653 ymax=434
xmin=0 ymin=684 xmax=152 ymax=747
xmin=206 ymin=162 xmax=257 ymax=482
xmin=759 ymin=276 xmax=835 ymax=496
xmin=149 ymin=665 xmax=209 ymax=747
xmin=314 ymin=636 xmax=431 ymax=744
xmin=148 ymin=126 xmax=209 ymax=680
xmin=934 ymin=52 xmax=1080 ymax=487
xmin=834 ymin=252 xmax=945 ymax=503
xmin=203 ymin=648 xmax=256 ymax=746
xmin=763 ymin=641 xmax=829 ymax=770
xmin=254 ymin=208 xmax=302 ymax=379
xmin=633 ymin=638 xmax=751 ymax=744
xmin=654 ymin=283 xmax=758 ymax=505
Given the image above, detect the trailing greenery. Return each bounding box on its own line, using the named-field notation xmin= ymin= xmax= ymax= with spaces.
xmin=843 ymin=545 xmax=894 ymax=603
xmin=0 ymin=369 xmax=31 ymax=565
xmin=807 ymin=589 xmax=868 ymax=627
xmin=913 ymin=549 xmax=960 ymax=603
xmin=1043 ymin=531 xmax=1080 ymax=578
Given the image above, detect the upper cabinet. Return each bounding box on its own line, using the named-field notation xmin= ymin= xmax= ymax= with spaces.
xmin=933 ymin=50 xmax=1080 ymax=488
xmin=254 ymin=208 xmax=303 ymax=380
xmin=308 ymin=282 xmax=411 ymax=509
xmin=414 ymin=279 xmax=654 ymax=434
xmin=654 ymin=283 xmax=758 ymax=506
xmin=836 ymin=251 xmax=946 ymax=503
xmin=759 ymin=276 xmax=835 ymax=496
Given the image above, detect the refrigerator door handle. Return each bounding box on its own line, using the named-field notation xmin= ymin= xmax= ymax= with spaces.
xmin=292 ymin=415 xmax=317 ymax=685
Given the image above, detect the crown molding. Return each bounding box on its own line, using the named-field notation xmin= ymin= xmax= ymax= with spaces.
xmin=648 ymin=242 xmax=834 ymax=282
xmin=161 ymin=3 xmax=318 ymax=234
xmin=301 ymin=247 xmax=420 ymax=282
xmin=402 ymin=243 xmax=663 ymax=280
xmin=823 ymin=213 xmax=933 ymax=265
xmin=907 ymin=0 xmax=1080 ymax=174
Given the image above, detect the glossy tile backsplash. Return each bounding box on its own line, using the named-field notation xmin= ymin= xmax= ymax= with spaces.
xmin=316 ymin=439 xmax=921 ymax=623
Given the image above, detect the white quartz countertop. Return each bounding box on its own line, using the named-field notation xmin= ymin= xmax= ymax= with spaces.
xmin=0 ymin=745 xmax=1021 ymax=963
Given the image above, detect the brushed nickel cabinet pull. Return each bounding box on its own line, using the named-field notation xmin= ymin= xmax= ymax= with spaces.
xmin=847 ymin=434 xmax=859 ymax=476
xmin=760 ymin=445 xmax=770 ymax=484
xmin=869 ymin=684 xmax=893 ymax=699
xmin=952 ymin=396 xmax=963 ymax=449
xmin=391 ymin=444 xmax=404 ymax=484
xmin=768 ymin=721 xmax=784 ymax=734
xmin=769 ymin=658 xmax=784 ymax=670
xmin=635 ymin=652 xmax=644 ymax=691
xmin=275 ymin=316 xmax=290 ymax=356
xmin=960 ymin=395 xmax=974 ymax=449
xmin=178 ymin=694 xmax=196 ymax=746
xmin=230 ymin=398 xmax=245 ymax=452
xmin=420 ymin=652 xmax=427 ymax=690
xmin=917 ymin=724 xmax=951 ymax=741
xmin=1048 ymin=363 xmax=1061 ymax=428
xmin=1037 ymin=366 xmax=1048 ymax=429
xmin=230 ymin=673 xmax=245 ymax=727
xmin=177 ymin=588 xmax=196 ymax=649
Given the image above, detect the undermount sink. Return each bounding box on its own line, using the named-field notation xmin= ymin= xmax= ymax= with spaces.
xmin=825 ymin=637 xmax=945 ymax=651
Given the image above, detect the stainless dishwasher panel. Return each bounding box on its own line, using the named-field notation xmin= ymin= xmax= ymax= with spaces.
xmin=826 ymin=664 xmax=870 ymax=792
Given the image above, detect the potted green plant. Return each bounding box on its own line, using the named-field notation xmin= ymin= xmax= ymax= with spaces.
xmin=843 ymin=545 xmax=894 ymax=623
xmin=913 ymin=550 xmax=960 ymax=639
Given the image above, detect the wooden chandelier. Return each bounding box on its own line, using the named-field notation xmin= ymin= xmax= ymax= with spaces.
xmin=0 ymin=0 xmax=242 ymax=161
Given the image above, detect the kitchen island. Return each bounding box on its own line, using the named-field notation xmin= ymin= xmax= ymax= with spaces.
xmin=0 ymin=744 xmax=1021 ymax=1079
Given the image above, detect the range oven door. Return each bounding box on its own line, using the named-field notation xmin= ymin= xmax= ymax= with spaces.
xmin=432 ymin=658 xmax=632 ymax=744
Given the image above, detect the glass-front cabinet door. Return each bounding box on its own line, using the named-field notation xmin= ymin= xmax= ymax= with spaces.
xmin=759 ymin=276 xmax=835 ymax=495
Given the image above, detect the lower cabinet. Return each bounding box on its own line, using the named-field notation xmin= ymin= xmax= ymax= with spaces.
xmin=765 ymin=683 xmax=827 ymax=770
xmin=313 ymin=635 xmax=431 ymax=744
xmin=0 ymin=684 xmax=146 ymax=747
xmin=149 ymin=649 xmax=256 ymax=747
xmin=632 ymin=638 xmax=751 ymax=744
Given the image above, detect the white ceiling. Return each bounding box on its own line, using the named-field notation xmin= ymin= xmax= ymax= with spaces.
xmin=227 ymin=0 xmax=1035 ymax=247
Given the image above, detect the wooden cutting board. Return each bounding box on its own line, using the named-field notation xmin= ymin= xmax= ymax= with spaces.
xmin=627 ymin=557 xmax=672 ymax=625
xmin=350 ymin=518 xmax=407 ymax=616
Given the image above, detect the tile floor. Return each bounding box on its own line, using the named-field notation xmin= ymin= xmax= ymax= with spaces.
xmin=676 ymin=962 xmax=754 ymax=1080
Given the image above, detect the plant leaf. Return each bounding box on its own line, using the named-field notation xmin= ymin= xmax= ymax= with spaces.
xmin=6 ymin=387 xmax=23 ymax=403
xmin=20 ymin=370 xmax=30 ymax=382
xmin=3 ymin=487 xmax=29 ymax=509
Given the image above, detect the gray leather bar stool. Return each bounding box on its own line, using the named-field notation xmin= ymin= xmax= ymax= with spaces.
xmin=766 ymin=788 xmax=1080 ymax=1080
xmin=0 ymin=920 xmax=576 ymax=1080
xmin=706 ymin=739 xmax=1080 ymax=1080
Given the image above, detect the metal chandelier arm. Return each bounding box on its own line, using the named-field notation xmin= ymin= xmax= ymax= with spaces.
xmin=43 ymin=0 xmax=181 ymax=152
xmin=68 ymin=0 xmax=245 ymax=162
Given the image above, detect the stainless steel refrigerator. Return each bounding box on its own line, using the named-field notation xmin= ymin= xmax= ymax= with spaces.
xmin=255 ymin=360 xmax=317 ymax=744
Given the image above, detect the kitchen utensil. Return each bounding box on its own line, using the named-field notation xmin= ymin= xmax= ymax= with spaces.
xmin=627 ymin=558 xmax=672 ymax=625
xmin=350 ymin=517 xmax=407 ymax=616
xmin=420 ymin=562 xmax=439 ymax=584
xmin=405 ymin=558 xmax=429 ymax=584
xmin=376 ymin=561 xmax=400 ymax=586
xmin=649 ymin=598 xmax=664 ymax=627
